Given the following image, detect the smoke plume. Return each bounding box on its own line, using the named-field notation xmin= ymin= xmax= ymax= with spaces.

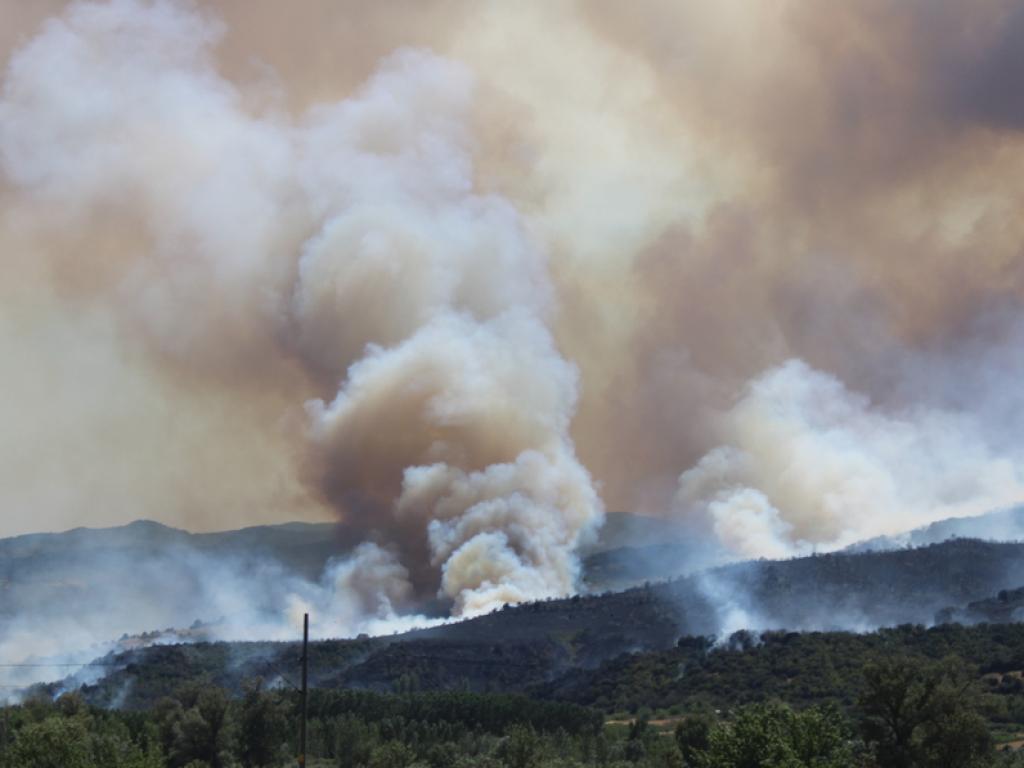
xmin=0 ymin=0 xmax=600 ymax=619
xmin=2 ymin=0 xmax=1024 ymax=631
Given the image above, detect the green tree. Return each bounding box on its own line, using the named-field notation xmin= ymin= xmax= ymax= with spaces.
xmin=425 ymin=742 xmax=459 ymax=768
xmin=595 ymin=733 xmax=610 ymax=767
xmin=10 ymin=717 xmax=96 ymax=768
xmin=675 ymin=714 xmax=712 ymax=767
xmin=498 ymin=724 xmax=540 ymax=768
xmin=699 ymin=703 xmax=855 ymax=768
xmin=55 ymin=692 xmax=87 ymax=718
xmin=169 ymin=687 xmax=234 ymax=768
xmin=92 ymin=728 xmax=160 ymax=768
xmin=859 ymin=656 xmax=992 ymax=768
xmin=336 ymin=714 xmax=377 ymax=768
xmin=237 ymin=681 xmax=288 ymax=768
xmin=369 ymin=740 xmax=415 ymax=768
xmin=786 ymin=704 xmax=854 ymax=767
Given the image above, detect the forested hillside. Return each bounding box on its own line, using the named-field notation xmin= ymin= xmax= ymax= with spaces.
xmin=6 ymin=630 xmax=1024 ymax=767
xmin=33 ymin=539 xmax=1024 ymax=714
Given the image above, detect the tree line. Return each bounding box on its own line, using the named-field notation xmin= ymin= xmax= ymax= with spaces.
xmin=3 ymin=652 xmax=1024 ymax=767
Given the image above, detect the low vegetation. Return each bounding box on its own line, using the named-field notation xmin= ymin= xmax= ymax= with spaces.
xmin=7 ymin=632 xmax=1024 ymax=767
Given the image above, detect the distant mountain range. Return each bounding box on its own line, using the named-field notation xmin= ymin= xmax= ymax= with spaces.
xmin=846 ymin=505 xmax=1024 ymax=552
xmin=0 ymin=519 xmax=345 ymax=634
xmin=0 ymin=518 xmax=345 ymax=581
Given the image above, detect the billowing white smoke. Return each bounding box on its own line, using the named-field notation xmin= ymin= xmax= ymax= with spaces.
xmin=677 ymin=359 xmax=1024 ymax=559
xmin=308 ymin=311 xmax=599 ymax=614
xmin=0 ymin=540 xmax=438 ymax=698
xmin=0 ymin=0 xmax=602 ymax=624
xmin=8 ymin=0 xmax=1024 ymax=664
xmin=286 ymin=544 xmax=432 ymax=638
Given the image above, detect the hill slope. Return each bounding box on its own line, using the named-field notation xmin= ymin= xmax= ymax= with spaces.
xmin=62 ymin=538 xmax=1024 ymax=709
xmin=586 ymin=506 xmax=1024 ymax=590
xmin=0 ymin=513 xmax=685 ymax=681
xmin=849 ymin=505 xmax=1024 ymax=552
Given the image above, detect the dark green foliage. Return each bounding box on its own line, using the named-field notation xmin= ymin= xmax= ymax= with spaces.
xmin=334 ymin=713 xmax=376 ymax=768
xmin=675 ymin=714 xmax=712 ymax=766
xmin=367 ymin=740 xmax=415 ymax=768
xmin=496 ymin=724 xmax=540 ymax=768
xmin=859 ymin=656 xmax=992 ymax=768
xmin=10 ymin=717 xmax=96 ymax=768
xmin=0 ymin=696 xmax=163 ymax=768
xmin=306 ymin=690 xmax=602 ymax=738
xmin=693 ymin=702 xmax=856 ymax=768
xmin=237 ymin=681 xmax=288 ymax=768
xmin=1 ymin=634 xmax=1022 ymax=768
xmin=161 ymin=685 xmax=234 ymax=768
xmin=544 ymin=623 xmax=1024 ymax=715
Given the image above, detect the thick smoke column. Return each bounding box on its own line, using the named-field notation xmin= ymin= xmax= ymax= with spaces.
xmin=3 ymin=0 xmax=1024 ymax=604
xmin=0 ymin=0 xmax=601 ymax=618
xmin=306 ymin=314 xmax=598 ymax=613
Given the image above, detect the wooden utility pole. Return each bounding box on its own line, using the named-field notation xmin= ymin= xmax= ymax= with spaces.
xmin=299 ymin=612 xmax=309 ymax=768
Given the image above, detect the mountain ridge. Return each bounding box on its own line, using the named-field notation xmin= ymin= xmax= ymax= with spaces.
xmin=39 ymin=536 xmax=1024 ymax=709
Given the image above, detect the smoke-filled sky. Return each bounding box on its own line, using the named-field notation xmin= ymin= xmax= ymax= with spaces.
xmin=2 ymin=0 xmax=1024 ymax=614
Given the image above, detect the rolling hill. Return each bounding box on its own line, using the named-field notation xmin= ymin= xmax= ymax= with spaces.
xmin=50 ymin=537 xmax=1024 ymax=709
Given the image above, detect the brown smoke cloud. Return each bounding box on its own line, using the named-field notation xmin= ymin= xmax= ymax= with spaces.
xmin=563 ymin=0 xmax=1024 ymax=542
xmin=2 ymin=0 xmax=1024 ymax=617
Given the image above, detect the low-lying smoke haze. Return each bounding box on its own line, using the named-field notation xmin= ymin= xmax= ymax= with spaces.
xmin=2 ymin=0 xmax=1024 ymax=638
